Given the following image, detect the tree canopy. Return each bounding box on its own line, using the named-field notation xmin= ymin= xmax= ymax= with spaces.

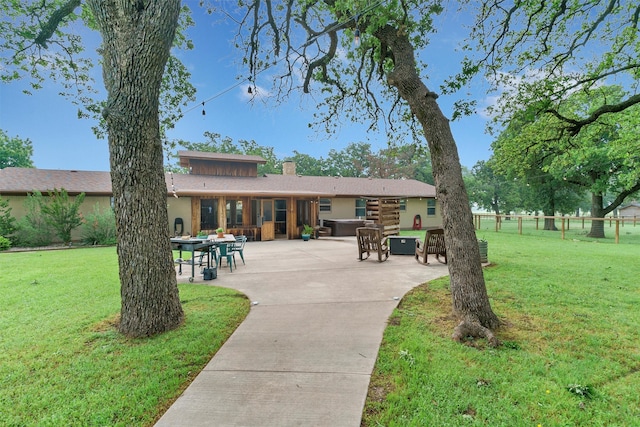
xmin=490 ymin=85 xmax=640 ymax=236
xmin=0 ymin=130 xmax=34 ymax=169
xmin=466 ymin=0 xmax=640 ymax=137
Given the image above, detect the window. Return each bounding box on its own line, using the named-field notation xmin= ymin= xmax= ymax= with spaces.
xmin=355 ymin=198 xmax=366 ymax=217
xmin=297 ymin=200 xmax=311 ymax=226
xmin=427 ymin=199 xmax=436 ymax=216
xmin=226 ymin=200 xmax=243 ymax=227
xmin=319 ymin=198 xmax=331 ymax=212
xmin=201 ymin=199 xmax=218 ymax=230
xmin=400 ymin=199 xmax=407 ymax=211
xmin=275 ymin=199 xmax=287 ymax=222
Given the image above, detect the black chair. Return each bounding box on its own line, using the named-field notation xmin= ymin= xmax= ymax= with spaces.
xmin=174 ymin=217 xmax=184 ymax=236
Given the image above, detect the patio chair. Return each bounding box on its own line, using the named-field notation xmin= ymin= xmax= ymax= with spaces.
xmin=231 ymin=235 xmax=247 ymax=265
xmin=415 ymin=228 xmax=447 ymax=264
xmin=217 ymin=242 xmax=236 ymax=272
xmin=356 ymin=227 xmax=389 ymax=262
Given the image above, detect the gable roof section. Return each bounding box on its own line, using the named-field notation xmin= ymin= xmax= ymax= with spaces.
xmin=619 ymin=202 xmax=640 ymax=209
xmin=0 ymin=168 xmax=112 ymax=195
xmin=170 ymin=173 xmax=435 ymax=198
xmin=0 ymin=167 xmax=436 ymax=199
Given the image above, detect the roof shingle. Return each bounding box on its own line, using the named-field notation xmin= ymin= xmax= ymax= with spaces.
xmin=1 ymin=167 xmax=435 ymax=198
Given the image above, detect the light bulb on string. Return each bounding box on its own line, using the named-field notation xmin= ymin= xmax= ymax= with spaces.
xmin=201 ymin=102 xmax=206 ymax=116
xmin=354 ymin=13 xmax=360 ymax=47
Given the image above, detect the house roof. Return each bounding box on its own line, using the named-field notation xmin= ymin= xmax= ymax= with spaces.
xmin=178 ymin=151 xmax=267 ymax=167
xmin=619 ymin=202 xmax=640 ymax=210
xmin=0 ymin=168 xmax=113 ymax=196
xmin=0 ymin=167 xmax=436 ymax=199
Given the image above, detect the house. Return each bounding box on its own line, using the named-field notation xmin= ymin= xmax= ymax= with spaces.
xmin=0 ymin=151 xmax=441 ymax=241
xmin=619 ymin=201 xmax=640 ymax=218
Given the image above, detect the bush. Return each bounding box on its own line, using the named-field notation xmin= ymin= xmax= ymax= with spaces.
xmin=12 ymin=192 xmax=55 ymax=247
xmin=81 ymin=203 xmax=117 ymax=245
xmin=40 ymin=189 xmax=85 ymax=245
xmin=0 ymin=196 xmax=16 ymax=240
xmin=0 ymin=235 xmax=10 ymax=251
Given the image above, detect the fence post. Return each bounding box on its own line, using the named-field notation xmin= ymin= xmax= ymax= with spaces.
xmin=615 ymin=219 xmax=620 ymax=244
xmin=518 ymin=216 xmax=522 ymax=234
xmin=561 ymin=217 xmax=565 ymax=240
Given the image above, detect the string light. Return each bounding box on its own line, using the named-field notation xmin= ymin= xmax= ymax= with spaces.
xmin=183 ymin=0 xmax=384 ymax=118
xmin=169 ymin=171 xmax=179 ymax=198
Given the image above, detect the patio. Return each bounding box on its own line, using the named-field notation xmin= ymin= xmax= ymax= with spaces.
xmin=162 ymin=236 xmax=449 ymax=426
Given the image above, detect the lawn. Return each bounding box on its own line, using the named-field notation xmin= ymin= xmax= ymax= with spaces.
xmin=363 ymin=229 xmax=640 ymax=426
xmin=0 ymin=246 xmax=249 ymax=426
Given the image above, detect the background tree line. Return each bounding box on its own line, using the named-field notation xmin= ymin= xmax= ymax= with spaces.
xmin=465 ymin=86 xmax=640 ymax=238
xmin=170 ymin=131 xmax=434 ymax=183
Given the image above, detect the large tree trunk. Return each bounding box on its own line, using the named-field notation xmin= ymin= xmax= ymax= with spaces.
xmin=587 ymin=193 xmax=606 ymax=238
xmin=377 ymin=26 xmax=500 ymax=345
xmin=89 ymin=1 xmax=184 ymax=336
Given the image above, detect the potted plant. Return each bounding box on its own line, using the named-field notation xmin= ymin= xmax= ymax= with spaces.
xmin=301 ymin=224 xmax=314 ymax=241
xmin=196 ymin=230 xmax=208 ymax=239
xmin=216 ymin=227 xmax=225 ymax=238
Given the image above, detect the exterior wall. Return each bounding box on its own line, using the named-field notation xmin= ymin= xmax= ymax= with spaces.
xmin=619 ymin=205 xmax=640 ymax=218
xmin=167 ymin=196 xmax=192 ymax=236
xmin=401 ymin=198 xmax=443 ymax=230
xmin=319 ymin=197 xmax=358 ymax=221
xmin=2 ymin=194 xmax=112 ymax=242
xmin=188 ymin=159 xmax=258 ymax=177
xmin=319 ymin=197 xmax=442 ymax=229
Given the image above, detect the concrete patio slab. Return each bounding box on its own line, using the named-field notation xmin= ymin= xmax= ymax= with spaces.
xmin=156 ymin=237 xmax=448 ymax=427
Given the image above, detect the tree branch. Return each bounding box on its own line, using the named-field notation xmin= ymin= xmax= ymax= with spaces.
xmin=34 ymin=0 xmax=82 ymax=48
xmin=546 ymin=93 xmax=640 ymax=135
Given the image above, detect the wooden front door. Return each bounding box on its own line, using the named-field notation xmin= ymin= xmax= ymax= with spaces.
xmin=261 ymin=199 xmax=275 ymax=241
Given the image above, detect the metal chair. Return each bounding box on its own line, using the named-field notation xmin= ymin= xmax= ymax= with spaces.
xmin=232 ymin=235 xmax=247 ymax=265
xmin=217 ymin=243 xmax=236 ymax=272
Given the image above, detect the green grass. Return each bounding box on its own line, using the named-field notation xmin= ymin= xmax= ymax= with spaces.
xmin=365 ymin=231 xmax=640 ymax=426
xmin=474 ymin=216 xmax=640 ymax=245
xmin=0 ymin=247 xmax=249 ymax=426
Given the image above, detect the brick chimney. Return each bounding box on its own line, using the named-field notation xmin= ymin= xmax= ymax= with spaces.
xmin=283 ymin=161 xmax=296 ymax=176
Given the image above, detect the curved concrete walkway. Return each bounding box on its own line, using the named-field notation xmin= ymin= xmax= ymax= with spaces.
xmin=156 ymin=237 xmax=448 ymax=427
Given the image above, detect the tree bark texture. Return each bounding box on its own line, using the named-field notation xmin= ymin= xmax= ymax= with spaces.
xmin=376 ymin=26 xmax=500 ymax=340
xmin=588 ymin=193 xmax=606 ymax=238
xmin=88 ymin=0 xmax=184 ymax=336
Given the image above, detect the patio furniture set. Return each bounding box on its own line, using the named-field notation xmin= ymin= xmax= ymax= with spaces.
xmin=356 ymin=226 xmax=447 ymax=264
xmin=171 ymin=234 xmax=247 ymax=281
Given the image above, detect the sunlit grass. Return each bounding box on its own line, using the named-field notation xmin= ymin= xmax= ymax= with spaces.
xmin=0 ymin=247 xmax=249 ymax=426
xmin=365 ymin=231 xmax=640 ymax=426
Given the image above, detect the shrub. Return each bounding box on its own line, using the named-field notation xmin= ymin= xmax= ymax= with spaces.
xmin=39 ymin=189 xmax=86 ymax=245
xmin=0 ymin=235 xmax=10 ymax=251
xmin=81 ymin=203 xmax=117 ymax=245
xmin=0 ymin=196 xmax=16 ymax=240
xmin=12 ymin=193 xmax=55 ymax=247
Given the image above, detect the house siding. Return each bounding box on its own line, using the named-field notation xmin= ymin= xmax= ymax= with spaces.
xmin=619 ymin=205 xmax=640 ymax=218
xmin=2 ymin=195 xmax=112 ymax=242
xmin=401 ymin=198 xmax=442 ymax=230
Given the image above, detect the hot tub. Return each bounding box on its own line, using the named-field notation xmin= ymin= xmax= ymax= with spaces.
xmin=322 ymin=219 xmax=368 ymax=236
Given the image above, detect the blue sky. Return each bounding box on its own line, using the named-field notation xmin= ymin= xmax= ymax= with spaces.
xmin=0 ymin=4 xmax=495 ymax=172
